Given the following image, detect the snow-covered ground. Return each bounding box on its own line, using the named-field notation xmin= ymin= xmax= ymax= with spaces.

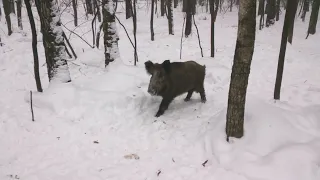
xmin=1 ymin=2 xmax=320 ymax=180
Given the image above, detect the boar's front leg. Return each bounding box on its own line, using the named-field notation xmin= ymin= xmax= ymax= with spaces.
xmin=155 ymin=97 xmax=174 ymax=117
xmin=184 ymin=89 xmax=194 ymax=102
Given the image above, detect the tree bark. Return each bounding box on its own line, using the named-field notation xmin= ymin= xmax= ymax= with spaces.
xmin=17 ymin=0 xmax=23 ymax=30
xmin=72 ymin=0 xmax=78 ymax=26
xmin=161 ymin=0 xmax=165 ymax=16
xmin=150 ymin=0 xmax=155 ymax=40
xmin=167 ymin=0 xmax=174 ymax=35
xmin=266 ymin=0 xmax=276 ymax=27
xmin=274 ymin=0 xmax=298 ymax=100
xmin=125 ymin=0 xmax=132 ymax=19
xmin=35 ymin=0 xmax=71 ymax=83
xmin=301 ymin=0 xmax=309 ymax=22
xmin=102 ymin=0 xmax=120 ymax=67
xmin=287 ymin=0 xmax=298 ymax=44
xmin=24 ymin=0 xmax=43 ymax=92
xmin=3 ymin=0 xmax=13 ymax=35
xmin=306 ymin=0 xmax=320 ymax=36
xmin=226 ymin=0 xmax=256 ymax=140
xmin=183 ymin=0 xmax=196 ymax=37
xmin=210 ymin=0 xmax=219 ymax=57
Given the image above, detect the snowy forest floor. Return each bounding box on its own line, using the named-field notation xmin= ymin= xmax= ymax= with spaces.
xmin=1 ymin=2 xmax=320 ymax=180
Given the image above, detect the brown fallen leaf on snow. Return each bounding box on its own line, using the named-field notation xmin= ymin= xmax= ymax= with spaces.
xmin=124 ymin=153 xmax=140 ymax=160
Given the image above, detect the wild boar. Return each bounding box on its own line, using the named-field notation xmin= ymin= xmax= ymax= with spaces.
xmin=144 ymin=59 xmax=206 ymax=117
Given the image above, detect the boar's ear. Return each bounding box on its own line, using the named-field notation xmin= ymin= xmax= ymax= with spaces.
xmin=162 ymin=60 xmax=171 ymax=74
xmin=144 ymin=60 xmax=154 ymax=75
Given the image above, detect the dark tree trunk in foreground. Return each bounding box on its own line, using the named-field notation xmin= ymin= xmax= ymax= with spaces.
xmin=3 ymin=0 xmax=13 ymax=35
xmin=10 ymin=0 xmax=15 ymax=14
xmin=301 ymin=0 xmax=309 ymax=22
xmin=102 ymin=0 xmax=119 ymax=67
xmin=125 ymin=0 xmax=132 ymax=19
xmin=17 ymin=0 xmax=23 ymax=30
xmin=226 ymin=0 xmax=256 ymax=140
xmin=167 ymin=0 xmax=174 ymax=35
xmin=72 ymin=0 xmax=78 ymax=26
xmin=266 ymin=0 xmax=276 ymax=27
xmin=150 ymin=0 xmax=155 ymax=40
xmin=306 ymin=0 xmax=320 ymax=37
xmin=183 ymin=0 xmax=196 ymax=37
xmin=274 ymin=0 xmax=298 ymax=100
xmin=25 ymin=0 xmax=43 ymax=92
xmin=35 ymin=0 xmax=71 ymax=83
xmin=210 ymin=0 xmax=219 ymax=57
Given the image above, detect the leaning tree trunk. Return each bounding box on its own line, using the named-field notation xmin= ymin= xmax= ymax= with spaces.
xmin=17 ymin=0 xmax=23 ymax=30
xmin=72 ymin=0 xmax=78 ymax=26
xmin=225 ymin=0 xmax=256 ymax=140
xmin=306 ymin=0 xmax=320 ymax=37
xmin=167 ymin=0 xmax=174 ymax=35
xmin=266 ymin=0 xmax=276 ymax=27
xmin=210 ymin=0 xmax=219 ymax=57
xmin=102 ymin=0 xmax=120 ymax=67
xmin=3 ymin=0 xmax=13 ymax=35
xmin=150 ymin=0 xmax=155 ymax=40
xmin=35 ymin=0 xmax=71 ymax=83
xmin=25 ymin=0 xmax=43 ymax=92
xmin=301 ymin=0 xmax=309 ymax=22
xmin=274 ymin=0 xmax=298 ymax=100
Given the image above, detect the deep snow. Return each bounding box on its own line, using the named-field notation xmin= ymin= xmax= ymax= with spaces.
xmin=1 ymin=2 xmax=320 ymax=180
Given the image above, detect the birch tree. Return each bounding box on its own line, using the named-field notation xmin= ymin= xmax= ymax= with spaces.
xmin=35 ymin=0 xmax=71 ymax=83
xmin=102 ymin=0 xmax=120 ymax=67
xmin=225 ymin=0 xmax=256 ymax=140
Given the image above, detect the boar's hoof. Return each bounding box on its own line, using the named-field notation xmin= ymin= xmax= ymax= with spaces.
xmin=184 ymin=97 xmax=191 ymax=102
xmin=155 ymin=110 xmax=164 ymax=117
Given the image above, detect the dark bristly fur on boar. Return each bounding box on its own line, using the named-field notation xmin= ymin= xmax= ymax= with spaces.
xmin=144 ymin=59 xmax=206 ymax=117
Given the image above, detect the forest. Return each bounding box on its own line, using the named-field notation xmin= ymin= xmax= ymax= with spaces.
xmin=0 ymin=0 xmax=320 ymax=179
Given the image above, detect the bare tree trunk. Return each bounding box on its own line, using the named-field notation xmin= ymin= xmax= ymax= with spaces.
xmin=17 ymin=0 xmax=23 ymax=30
xmin=86 ymin=0 xmax=93 ymax=15
xmin=125 ymin=0 xmax=132 ymax=19
xmin=306 ymin=0 xmax=320 ymax=37
xmin=3 ymin=0 xmax=13 ymax=35
xmin=276 ymin=0 xmax=280 ymax=21
xmin=258 ymin=0 xmax=265 ymax=30
xmin=102 ymin=0 xmax=120 ymax=67
xmin=226 ymin=0 xmax=256 ymax=140
xmin=10 ymin=0 xmax=15 ymax=14
xmin=183 ymin=0 xmax=196 ymax=37
xmin=25 ymin=0 xmax=43 ymax=92
xmin=161 ymin=0 xmax=165 ymax=16
xmin=230 ymin=0 xmax=233 ymax=12
xmin=301 ymin=0 xmax=309 ymax=22
xmin=150 ymin=0 xmax=155 ymax=40
xmin=274 ymin=0 xmax=298 ymax=100
xmin=266 ymin=0 xmax=276 ymax=27
xmin=132 ymin=0 xmax=138 ymax=65
xmin=287 ymin=0 xmax=298 ymax=43
xmin=210 ymin=0 xmax=219 ymax=57
xmin=93 ymin=0 xmax=102 ymax=22
xmin=174 ymin=0 xmax=178 ymax=8
xmin=72 ymin=0 xmax=78 ymax=26
xmin=35 ymin=0 xmax=71 ymax=83
xmin=167 ymin=0 xmax=174 ymax=35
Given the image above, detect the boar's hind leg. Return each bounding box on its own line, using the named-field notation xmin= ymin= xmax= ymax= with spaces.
xmin=196 ymin=86 xmax=206 ymax=103
xmin=184 ymin=89 xmax=194 ymax=102
xmin=155 ymin=97 xmax=174 ymax=117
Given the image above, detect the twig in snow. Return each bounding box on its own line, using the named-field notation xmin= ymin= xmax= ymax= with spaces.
xmin=30 ymin=91 xmax=34 ymax=122
xmin=202 ymin=160 xmax=208 ymax=167
xmin=157 ymin=170 xmax=161 ymax=176
xmin=193 ymin=15 xmax=203 ymax=57
xmin=180 ymin=15 xmax=186 ymax=59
